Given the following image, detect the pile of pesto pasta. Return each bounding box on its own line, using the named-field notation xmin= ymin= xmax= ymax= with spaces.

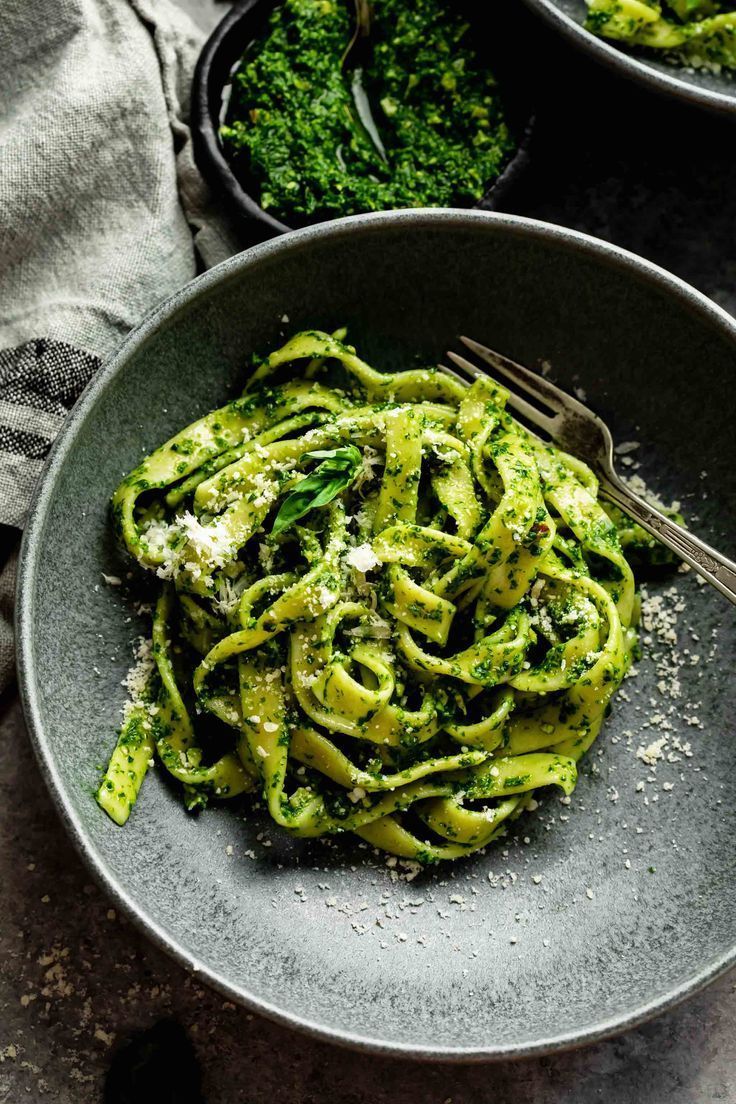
xmin=98 ymin=330 xmax=644 ymax=865
xmin=585 ymin=0 xmax=736 ymax=70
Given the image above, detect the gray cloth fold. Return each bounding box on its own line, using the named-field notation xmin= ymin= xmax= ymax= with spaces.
xmin=0 ymin=0 xmax=241 ymax=691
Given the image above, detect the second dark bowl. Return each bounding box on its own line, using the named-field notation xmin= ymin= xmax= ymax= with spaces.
xmin=192 ymin=0 xmax=535 ymax=246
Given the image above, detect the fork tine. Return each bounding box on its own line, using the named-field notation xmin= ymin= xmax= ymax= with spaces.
xmin=460 ymin=336 xmax=571 ymax=414
xmin=437 ymin=362 xmax=469 ymax=388
xmin=501 ymin=389 xmax=556 ymax=435
xmin=445 ymin=350 xmax=486 ymax=384
xmin=447 ymin=351 xmax=556 ymax=434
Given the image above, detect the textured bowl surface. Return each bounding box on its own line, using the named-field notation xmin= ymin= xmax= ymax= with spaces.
xmin=522 ymin=0 xmax=736 ymax=115
xmin=17 ymin=210 xmax=736 ymax=1060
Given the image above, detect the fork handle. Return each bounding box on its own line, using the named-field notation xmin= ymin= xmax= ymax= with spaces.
xmin=600 ymin=473 xmax=736 ymax=606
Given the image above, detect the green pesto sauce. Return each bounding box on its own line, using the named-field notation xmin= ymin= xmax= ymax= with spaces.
xmin=585 ymin=0 xmax=736 ymax=70
xmin=220 ymin=0 xmax=516 ymax=222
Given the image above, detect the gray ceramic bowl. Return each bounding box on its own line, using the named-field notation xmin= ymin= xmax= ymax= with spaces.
xmin=522 ymin=0 xmax=736 ymax=115
xmin=17 ymin=210 xmax=736 ymax=1060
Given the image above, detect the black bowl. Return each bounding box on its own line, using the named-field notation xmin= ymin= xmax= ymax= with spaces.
xmin=192 ymin=0 xmax=535 ymax=246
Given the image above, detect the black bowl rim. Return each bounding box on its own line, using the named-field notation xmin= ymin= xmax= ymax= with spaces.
xmin=191 ymin=0 xmax=535 ymax=244
xmin=521 ymin=0 xmax=736 ymax=116
xmin=16 ymin=209 xmax=736 ymax=1062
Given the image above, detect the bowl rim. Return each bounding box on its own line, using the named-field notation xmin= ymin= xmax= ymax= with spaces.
xmin=520 ymin=0 xmax=736 ymax=116
xmin=191 ymin=0 xmax=535 ymax=244
xmin=192 ymin=0 xmax=289 ymax=243
xmin=16 ymin=208 xmax=736 ymax=1062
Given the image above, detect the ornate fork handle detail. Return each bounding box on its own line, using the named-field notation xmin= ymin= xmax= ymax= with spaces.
xmin=601 ymin=474 xmax=736 ymax=605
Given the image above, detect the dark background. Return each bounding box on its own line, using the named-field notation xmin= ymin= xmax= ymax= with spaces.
xmin=1 ymin=3 xmax=734 ymax=1101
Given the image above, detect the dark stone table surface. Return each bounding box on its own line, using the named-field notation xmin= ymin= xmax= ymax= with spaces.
xmin=1 ymin=2 xmax=734 ymax=1100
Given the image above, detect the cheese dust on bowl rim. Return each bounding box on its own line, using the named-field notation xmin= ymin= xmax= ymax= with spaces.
xmin=17 ymin=209 xmax=736 ymax=1060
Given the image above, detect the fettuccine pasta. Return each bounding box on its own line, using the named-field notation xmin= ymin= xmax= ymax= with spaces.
xmin=98 ymin=330 xmax=643 ymax=864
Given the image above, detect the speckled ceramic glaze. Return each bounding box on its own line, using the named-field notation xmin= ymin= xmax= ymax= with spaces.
xmin=522 ymin=0 xmax=736 ymax=115
xmin=17 ymin=211 xmax=736 ymax=1060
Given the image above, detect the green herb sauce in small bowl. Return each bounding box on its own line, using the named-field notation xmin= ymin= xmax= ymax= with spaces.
xmin=196 ymin=0 xmax=531 ymax=234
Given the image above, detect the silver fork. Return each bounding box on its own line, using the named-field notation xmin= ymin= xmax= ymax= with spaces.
xmin=440 ymin=336 xmax=736 ymax=606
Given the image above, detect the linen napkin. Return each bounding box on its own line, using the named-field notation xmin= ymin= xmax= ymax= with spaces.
xmin=0 ymin=0 xmax=240 ymax=691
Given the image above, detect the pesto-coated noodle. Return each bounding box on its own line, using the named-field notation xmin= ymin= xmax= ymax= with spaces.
xmin=585 ymin=0 xmax=736 ymax=70
xmin=98 ymin=331 xmax=648 ymax=864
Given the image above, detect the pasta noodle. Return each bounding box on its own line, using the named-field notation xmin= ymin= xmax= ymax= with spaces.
xmin=585 ymin=0 xmax=736 ymax=69
xmin=98 ymin=330 xmax=641 ymax=864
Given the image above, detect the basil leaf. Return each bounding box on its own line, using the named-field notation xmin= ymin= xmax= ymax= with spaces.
xmin=271 ymin=446 xmax=362 ymax=536
xmin=302 ymin=445 xmax=362 ymax=466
